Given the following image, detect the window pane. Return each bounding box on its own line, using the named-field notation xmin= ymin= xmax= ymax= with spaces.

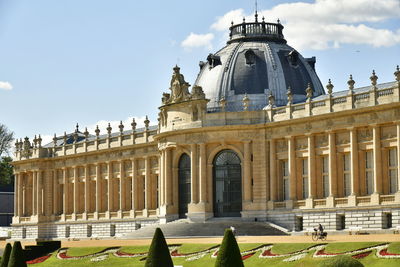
xmin=366 ymin=151 xmax=373 ymax=169
xmin=344 ymin=154 xmax=350 ymax=171
xmin=389 ymin=148 xmax=397 ymax=167
xmin=303 ymin=178 xmax=308 ymax=199
xmin=344 ymin=173 xmax=351 ymax=197
xmin=284 ymin=179 xmax=289 ymax=200
xmin=303 ymin=159 xmax=308 ymax=175
xmin=323 ymin=156 xmax=328 ymax=173
xmin=323 ymin=175 xmax=329 ymax=198
xmin=366 ymin=171 xmax=374 ymax=195
xmin=389 ymin=169 xmax=398 ymax=194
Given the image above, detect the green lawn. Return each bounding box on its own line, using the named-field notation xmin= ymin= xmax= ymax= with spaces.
xmin=21 ymin=242 xmax=400 ymax=267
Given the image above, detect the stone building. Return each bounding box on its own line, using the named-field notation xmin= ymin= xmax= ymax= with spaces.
xmin=11 ymin=14 xmax=400 ymax=239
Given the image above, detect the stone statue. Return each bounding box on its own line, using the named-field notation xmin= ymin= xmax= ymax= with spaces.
xmin=169 ymin=65 xmax=190 ymax=102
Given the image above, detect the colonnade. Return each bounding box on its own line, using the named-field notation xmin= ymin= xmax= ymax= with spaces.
xmin=269 ymin=123 xmax=400 ymax=202
xmin=14 ymin=157 xmax=159 ymax=219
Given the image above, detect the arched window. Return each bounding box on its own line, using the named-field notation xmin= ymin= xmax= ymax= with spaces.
xmin=245 ymin=49 xmax=256 ymax=65
xmin=213 ymin=150 xmax=242 ymax=217
xmin=178 ymin=154 xmax=191 ymax=218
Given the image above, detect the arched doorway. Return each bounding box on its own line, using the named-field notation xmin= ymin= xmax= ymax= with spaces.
xmin=178 ymin=154 xmax=191 ymax=218
xmin=213 ymin=150 xmax=242 ymax=217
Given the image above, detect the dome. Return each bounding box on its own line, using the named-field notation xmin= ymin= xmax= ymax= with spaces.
xmin=194 ymin=15 xmax=324 ymax=111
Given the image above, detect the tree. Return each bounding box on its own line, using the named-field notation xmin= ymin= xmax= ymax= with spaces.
xmin=214 ymin=229 xmax=244 ymax=267
xmin=0 ymin=157 xmax=14 ymax=186
xmin=145 ymin=228 xmax=173 ymax=267
xmin=0 ymin=124 xmax=14 ymax=158
xmin=7 ymin=241 xmax=27 ymax=267
xmin=0 ymin=243 xmax=12 ymax=267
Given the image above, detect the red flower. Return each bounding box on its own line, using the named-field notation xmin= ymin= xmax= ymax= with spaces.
xmin=261 ymin=249 xmax=278 ymax=256
xmin=379 ymin=249 xmax=400 ymax=256
xmin=352 ymin=251 xmax=371 ymax=259
xmin=242 ymin=252 xmax=256 ymax=260
xmin=26 ymin=255 xmax=51 ymax=264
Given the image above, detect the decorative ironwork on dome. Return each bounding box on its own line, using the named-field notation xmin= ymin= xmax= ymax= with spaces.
xmin=228 ymin=15 xmax=285 ymax=44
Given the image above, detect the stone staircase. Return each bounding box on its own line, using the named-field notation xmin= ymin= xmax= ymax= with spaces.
xmin=122 ymin=218 xmax=288 ymax=239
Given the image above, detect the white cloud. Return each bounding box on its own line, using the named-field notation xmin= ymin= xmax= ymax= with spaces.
xmin=208 ymin=0 xmax=400 ymax=51
xmin=0 ymin=81 xmax=13 ymax=90
xmin=181 ymin=32 xmax=214 ymax=50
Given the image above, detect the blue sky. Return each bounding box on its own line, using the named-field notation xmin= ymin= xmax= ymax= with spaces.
xmin=0 ymin=0 xmax=399 ymax=146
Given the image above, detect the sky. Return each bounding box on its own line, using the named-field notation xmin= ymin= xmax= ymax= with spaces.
xmin=0 ymin=0 xmax=399 ymax=146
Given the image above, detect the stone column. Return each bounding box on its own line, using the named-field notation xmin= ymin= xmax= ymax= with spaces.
xmin=18 ymin=173 xmax=23 ymax=216
xmin=107 ymin=162 xmax=113 ymax=212
xmin=95 ymin=164 xmax=101 ymax=213
xmin=165 ymin=148 xmax=172 ymax=205
xmin=243 ymin=141 xmax=252 ymax=202
xmin=199 ymin=143 xmax=207 ymax=203
xmin=159 ymin=152 xmax=164 ymax=206
xmin=73 ymin=167 xmax=78 ymax=215
xmin=269 ymin=139 xmax=277 ymax=201
xmin=131 ymin=159 xmax=137 ymax=213
xmin=307 ymin=135 xmax=315 ymax=198
xmin=120 ymin=161 xmax=126 ymax=212
xmin=37 ymin=171 xmax=43 ymax=216
xmin=63 ymin=168 xmax=69 ymax=215
xmin=14 ymin=173 xmax=18 ymax=217
xmin=373 ymin=125 xmax=382 ymax=194
xmin=144 ymin=157 xmax=150 ymax=212
xmin=32 ymin=171 xmax=37 ymax=215
xmin=350 ymin=128 xmax=359 ymax=196
xmin=84 ymin=165 xmax=90 ymax=213
xmin=190 ymin=144 xmax=198 ymax=203
xmin=397 ymin=122 xmax=400 ymax=192
xmin=288 ymin=136 xmax=297 ymax=200
xmin=328 ymin=131 xmax=337 ymax=197
xmin=53 ymin=170 xmax=58 ymax=215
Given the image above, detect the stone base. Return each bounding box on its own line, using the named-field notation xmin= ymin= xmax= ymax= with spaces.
xmin=187 ymin=212 xmax=213 ymax=223
xmin=240 ymin=210 xmax=267 ymax=222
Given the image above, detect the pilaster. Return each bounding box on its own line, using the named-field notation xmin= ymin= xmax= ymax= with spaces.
xmin=373 ymin=125 xmax=382 ymax=194
xmin=288 ymin=136 xmax=297 ymax=200
xmin=350 ymin=128 xmax=359 ymax=196
xmin=199 ymin=143 xmax=207 ymax=203
xmin=190 ymin=144 xmax=198 ymax=204
xmin=243 ymin=140 xmax=252 ymax=202
xmin=269 ymin=139 xmax=277 ymax=201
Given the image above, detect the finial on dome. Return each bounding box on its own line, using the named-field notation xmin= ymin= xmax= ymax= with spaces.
xmin=75 ymin=123 xmax=79 ymax=133
xmin=277 ymin=18 xmax=281 ymax=24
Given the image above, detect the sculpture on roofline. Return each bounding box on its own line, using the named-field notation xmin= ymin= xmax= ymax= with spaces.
xmin=169 ymin=65 xmax=190 ymax=103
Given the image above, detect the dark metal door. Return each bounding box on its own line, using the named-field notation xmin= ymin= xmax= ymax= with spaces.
xmin=178 ymin=154 xmax=191 ymax=218
xmin=213 ymin=150 xmax=242 ymax=217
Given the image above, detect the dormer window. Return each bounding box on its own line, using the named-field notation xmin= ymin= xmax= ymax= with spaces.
xmin=245 ymin=49 xmax=256 ymax=65
xmin=288 ymin=50 xmax=299 ymax=66
xmin=207 ymin=54 xmax=221 ymax=69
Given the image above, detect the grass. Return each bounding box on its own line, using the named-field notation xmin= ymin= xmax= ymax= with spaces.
xmin=325 ymin=242 xmax=382 ymax=253
xmin=26 ymin=242 xmax=400 ymax=267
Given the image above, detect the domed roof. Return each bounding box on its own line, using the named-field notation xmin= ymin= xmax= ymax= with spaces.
xmin=194 ymin=15 xmax=324 ymax=111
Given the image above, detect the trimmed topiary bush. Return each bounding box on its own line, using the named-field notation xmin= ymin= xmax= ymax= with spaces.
xmin=0 ymin=243 xmax=12 ymax=267
xmin=7 ymin=241 xmax=27 ymax=267
xmin=215 ymin=229 xmax=244 ymax=267
xmin=145 ymin=228 xmax=173 ymax=267
xmin=319 ymin=255 xmax=364 ymax=267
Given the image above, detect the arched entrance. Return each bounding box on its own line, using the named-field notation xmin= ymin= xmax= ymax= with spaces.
xmin=213 ymin=150 xmax=242 ymax=217
xmin=178 ymin=154 xmax=191 ymax=218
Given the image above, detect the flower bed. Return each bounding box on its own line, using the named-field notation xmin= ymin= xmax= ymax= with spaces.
xmin=26 ymin=255 xmax=51 ymax=264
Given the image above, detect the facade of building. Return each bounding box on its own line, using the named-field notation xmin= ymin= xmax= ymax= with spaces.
xmin=11 ymin=15 xmax=400 ymax=239
xmin=0 ymin=185 xmax=14 ymax=227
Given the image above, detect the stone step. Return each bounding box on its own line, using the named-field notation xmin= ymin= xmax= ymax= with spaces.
xmin=122 ymin=220 xmax=287 ymax=239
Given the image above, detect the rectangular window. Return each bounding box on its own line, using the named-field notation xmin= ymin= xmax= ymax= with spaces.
xmin=389 ymin=148 xmax=398 ymax=194
xmin=282 ymin=160 xmax=289 ymax=200
xmin=365 ymin=150 xmax=374 ymax=195
xmin=343 ymin=154 xmax=351 ymax=197
xmin=322 ymin=156 xmax=329 ymax=198
xmin=302 ymin=158 xmax=308 ymax=199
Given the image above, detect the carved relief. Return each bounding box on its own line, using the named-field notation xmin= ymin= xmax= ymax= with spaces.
xmin=151 ymin=157 xmax=159 ymax=168
xmin=286 ymin=126 xmax=292 ymax=134
xmin=296 ymin=137 xmax=308 ymax=150
xmin=336 ymin=132 xmax=350 ymax=145
xmin=316 ymin=134 xmax=328 ymax=147
xmin=304 ymin=123 xmax=312 ymax=131
xmin=358 ymin=128 xmax=373 ymax=142
xmin=381 ymin=126 xmax=397 ymax=139
xmin=277 ymin=140 xmax=288 ymax=152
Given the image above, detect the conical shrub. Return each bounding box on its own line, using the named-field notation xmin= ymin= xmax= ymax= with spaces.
xmin=215 ymin=228 xmax=244 ymax=267
xmin=0 ymin=243 xmax=12 ymax=267
xmin=145 ymin=228 xmax=173 ymax=267
xmin=7 ymin=241 xmax=27 ymax=267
